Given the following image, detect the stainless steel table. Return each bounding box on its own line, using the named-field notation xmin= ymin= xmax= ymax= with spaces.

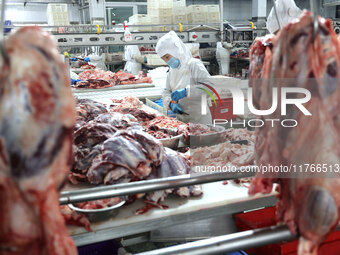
xmin=68 ymin=183 xmax=276 ymax=246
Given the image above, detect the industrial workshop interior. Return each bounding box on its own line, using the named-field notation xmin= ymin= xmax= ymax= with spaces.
xmin=1 ymin=0 xmax=340 ymax=254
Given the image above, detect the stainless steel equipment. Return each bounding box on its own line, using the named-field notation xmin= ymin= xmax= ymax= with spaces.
xmin=53 ymin=30 xmax=220 ymax=47
xmin=225 ymin=22 xmax=254 ymax=46
xmin=59 ymin=171 xmax=256 ymax=205
xmin=68 ymin=199 xmax=126 ymax=222
xmin=159 ymin=129 xmax=183 ymax=150
xmin=188 ymin=124 xmax=226 ymax=148
xmin=136 ymin=224 xmax=340 ymax=255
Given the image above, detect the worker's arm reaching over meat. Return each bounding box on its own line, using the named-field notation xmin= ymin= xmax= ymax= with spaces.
xmin=156 ymin=31 xmax=212 ymax=124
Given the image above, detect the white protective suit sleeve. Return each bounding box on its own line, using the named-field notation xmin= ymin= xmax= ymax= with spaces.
xmin=134 ymin=55 xmax=145 ymax=64
xmin=162 ymin=72 xmax=172 ymax=111
xmin=267 ymin=0 xmax=302 ymax=34
xmin=185 ymin=58 xmax=211 ymax=99
xmin=162 ymin=59 xmax=210 ymax=111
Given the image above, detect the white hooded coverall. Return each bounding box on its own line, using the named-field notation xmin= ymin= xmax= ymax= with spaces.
xmin=156 ymin=31 xmax=212 ymax=124
xmin=124 ymin=45 xmax=143 ymax=75
xmin=216 ymin=42 xmax=231 ymax=75
xmin=267 ymin=0 xmax=302 ymax=34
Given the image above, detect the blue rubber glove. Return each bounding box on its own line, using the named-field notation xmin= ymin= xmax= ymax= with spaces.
xmin=171 ymin=88 xmax=187 ymax=102
xmin=70 ymin=57 xmax=78 ymax=61
xmin=71 ymin=79 xmax=82 ymax=85
xmin=84 ymin=57 xmax=90 ymax=62
xmin=170 ymin=102 xmax=183 ymax=114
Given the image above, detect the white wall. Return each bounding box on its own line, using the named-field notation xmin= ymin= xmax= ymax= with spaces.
xmin=224 ymin=0 xmax=252 ymax=21
xmin=4 ymin=3 xmax=81 ymax=24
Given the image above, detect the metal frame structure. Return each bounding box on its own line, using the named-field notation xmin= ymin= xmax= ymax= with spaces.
xmin=136 ymin=224 xmax=340 ymax=255
xmin=61 ymin=170 xmax=277 ymax=247
xmin=60 ymin=171 xmax=256 ymax=205
xmin=54 ymin=30 xmax=221 ymax=47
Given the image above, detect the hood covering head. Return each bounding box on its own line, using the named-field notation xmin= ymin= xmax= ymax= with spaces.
xmin=267 ymin=0 xmax=302 ymax=34
xmin=156 ymin=31 xmax=192 ymax=67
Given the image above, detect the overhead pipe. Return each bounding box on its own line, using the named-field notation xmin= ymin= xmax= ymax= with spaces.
xmin=219 ymin=0 xmax=224 ymax=42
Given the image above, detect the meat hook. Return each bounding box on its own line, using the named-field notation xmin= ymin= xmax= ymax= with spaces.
xmin=310 ymin=0 xmax=318 ymax=41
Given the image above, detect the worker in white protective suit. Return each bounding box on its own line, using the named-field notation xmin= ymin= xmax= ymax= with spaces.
xmin=124 ymin=45 xmax=147 ymax=75
xmin=156 ymin=31 xmax=212 ymax=124
xmin=267 ymin=0 xmax=302 ymax=34
xmin=185 ymin=43 xmax=200 ymax=59
xmin=216 ymin=42 xmax=232 ymax=75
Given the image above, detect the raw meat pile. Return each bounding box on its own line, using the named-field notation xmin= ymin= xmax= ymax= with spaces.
xmin=189 ymin=142 xmax=255 ymax=168
xmin=145 ymin=127 xmax=174 ymax=139
xmin=79 ymin=69 xmax=115 ymax=81
xmin=86 ymin=128 xmax=164 ymax=183
xmin=80 ymin=63 xmax=96 ymax=69
xmin=115 ymin=70 xmax=153 ymax=85
xmin=223 ymin=128 xmax=256 ymax=144
xmin=112 ymin=108 xmax=156 ymax=123
xmin=72 ymin=100 xmax=141 ymax=184
xmin=77 ymin=69 xmax=115 ymax=89
xmin=75 ymin=197 xmax=123 ymax=210
xmin=73 ymin=70 xmax=153 ymax=89
xmin=110 ymin=96 xmax=157 ymax=123
xmin=178 ymin=123 xmax=217 ymax=140
xmin=110 ymin=96 xmax=144 ymax=110
xmin=60 ymin=205 xmax=92 ymax=232
xmin=0 ymin=27 xmax=77 ymax=254
xmin=145 ymin=147 xmax=203 ymax=205
xmin=68 ymin=97 xmax=202 ymax=226
xmin=76 ymin=98 xmax=108 ymax=122
xmin=146 ymin=116 xmax=184 ymax=129
xmin=248 ymin=11 xmax=340 ymax=255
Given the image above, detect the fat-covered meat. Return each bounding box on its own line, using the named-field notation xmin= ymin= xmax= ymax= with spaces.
xmin=60 ymin=205 xmax=92 ymax=232
xmin=147 ymin=148 xmax=202 ymax=203
xmin=0 ymin=27 xmax=77 ymax=254
xmin=249 ymin=11 xmax=340 ymax=255
xmin=73 ymin=144 xmax=101 ymax=175
xmin=87 ymin=129 xmax=164 ymax=181
xmin=190 ymin=142 xmax=255 ymax=167
xmin=75 ymin=197 xmax=122 ymax=210
xmin=94 ymin=112 xmax=139 ymax=129
xmin=74 ymin=70 xmax=152 ymax=89
xmin=146 ymin=116 xmax=184 ymax=129
xmin=74 ymin=122 xmax=117 ymax=148
xmin=111 ymin=107 xmax=156 ymax=122
xmin=75 ymin=98 xmax=108 ymax=122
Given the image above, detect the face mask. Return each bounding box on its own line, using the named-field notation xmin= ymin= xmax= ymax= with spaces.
xmin=167 ymin=57 xmax=180 ymax=69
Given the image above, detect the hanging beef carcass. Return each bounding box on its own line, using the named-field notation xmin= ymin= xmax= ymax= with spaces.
xmin=0 ymin=27 xmax=77 ymax=254
xmin=249 ymin=11 xmax=340 ymax=255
